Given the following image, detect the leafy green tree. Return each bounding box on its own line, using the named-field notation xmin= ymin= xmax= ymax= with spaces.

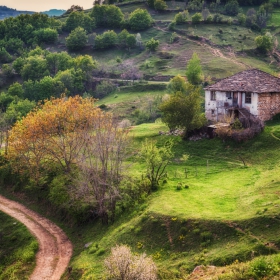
xmin=145 ymin=38 xmax=159 ymax=52
xmin=174 ymin=10 xmax=189 ymax=24
xmin=8 ymin=82 xmax=24 ymax=98
xmin=0 ymin=47 xmax=12 ymax=63
xmin=154 ymin=0 xmax=168 ymax=11
xmin=167 ymin=75 xmax=188 ymax=93
xmin=255 ymin=33 xmax=273 ymax=53
xmin=159 ymin=85 xmax=206 ymax=138
xmin=33 ymin=28 xmax=58 ymax=44
xmin=129 ymin=9 xmax=153 ymax=31
xmin=224 ymin=0 xmax=239 ymax=16
xmin=94 ymin=30 xmax=118 ymax=49
xmin=5 ymin=99 xmax=36 ymax=122
xmin=0 ymin=92 xmax=14 ymax=112
xmin=126 ymin=34 xmax=136 ymax=50
xmin=237 ymin=13 xmax=246 ymax=26
xmin=46 ymin=52 xmax=74 ymax=75
xmin=91 ymin=5 xmax=124 ymax=28
xmin=191 ymin=13 xmax=203 ymax=24
xmin=66 ymin=27 xmax=88 ymax=51
xmin=65 ymin=12 xmax=95 ymax=33
xmin=186 ymin=52 xmax=203 ymax=85
xmin=139 ymin=139 xmax=174 ymax=191
xmin=21 ymin=56 xmax=49 ymax=81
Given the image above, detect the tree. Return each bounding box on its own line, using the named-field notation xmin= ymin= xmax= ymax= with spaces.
xmin=139 ymin=139 xmax=174 ymax=191
xmin=186 ymin=52 xmax=203 ymax=85
xmin=145 ymin=38 xmax=159 ymax=52
xmin=66 ymin=27 xmax=88 ymax=51
xmin=202 ymin=8 xmax=210 ymax=21
xmin=94 ymin=30 xmax=118 ymax=49
xmin=129 ymin=9 xmax=153 ymax=31
xmin=167 ymin=75 xmax=188 ymax=93
xmin=224 ymin=0 xmax=239 ymax=16
xmin=33 ymin=28 xmax=58 ymax=44
xmin=7 ymin=96 xmax=100 ymax=182
xmin=255 ymin=33 xmax=273 ymax=53
xmin=154 ymin=0 xmax=168 ymax=11
xmin=21 ymin=56 xmax=50 ymax=81
xmin=8 ymin=82 xmax=23 ymax=98
xmin=174 ymin=10 xmax=189 ymax=24
xmin=65 ymin=11 xmax=95 ymax=33
xmin=191 ymin=13 xmax=202 ymax=24
xmin=72 ymin=113 xmax=130 ymax=223
xmin=91 ymin=5 xmax=124 ymax=28
xmin=159 ymin=84 xmax=206 ymax=138
xmin=104 ymin=245 xmax=157 ymax=280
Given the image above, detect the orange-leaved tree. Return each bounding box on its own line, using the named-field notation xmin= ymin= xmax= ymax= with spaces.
xmin=7 ymin=95 xmax=130 ymax=223
xmin=7 ymin=96 xmax=99 ymax=183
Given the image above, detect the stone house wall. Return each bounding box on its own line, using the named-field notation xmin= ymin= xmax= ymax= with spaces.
xmin=258 ymin=93 xmax=280 ymax=121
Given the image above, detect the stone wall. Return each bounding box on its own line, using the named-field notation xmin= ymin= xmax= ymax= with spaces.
xmin=258 ymin=93 xmax=280 ymax=121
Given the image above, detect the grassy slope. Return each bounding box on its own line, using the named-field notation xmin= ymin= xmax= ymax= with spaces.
xmin=0 ymin=211 xmax=38 ymax=279
xmin=62 ymin=119 xmax=280 ymax=279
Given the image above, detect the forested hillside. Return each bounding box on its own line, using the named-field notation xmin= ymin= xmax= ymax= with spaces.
xmin=1 ymin=0 xmax=280 ymax=279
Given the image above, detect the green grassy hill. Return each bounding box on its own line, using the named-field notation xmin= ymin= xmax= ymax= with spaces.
xmin=54 ymin=119 xmax=280 ymax=279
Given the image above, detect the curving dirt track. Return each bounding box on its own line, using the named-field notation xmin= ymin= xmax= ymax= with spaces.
xmin=0 ymin=195 xmax=73 ymax=280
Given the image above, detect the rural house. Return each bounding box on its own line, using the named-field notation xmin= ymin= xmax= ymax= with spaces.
xmin=204 ymin=69 xmax=280 ymax=122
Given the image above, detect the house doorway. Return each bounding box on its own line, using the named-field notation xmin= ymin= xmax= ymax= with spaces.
xmin=233 ymin=92 xmax=238 ymax=107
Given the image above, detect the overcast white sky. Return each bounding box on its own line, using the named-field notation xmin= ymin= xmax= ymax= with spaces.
xmin=2 ymin=1 xmax=93 ymax=12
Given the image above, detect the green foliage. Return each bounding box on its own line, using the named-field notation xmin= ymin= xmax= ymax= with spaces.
xmin=129 ymin=9 xmax=153 ymax=31
xmin=255 ymin=33 xmax=273 ymax=53
xmin=187 ymin=0 xmax=203 ymax=12
xmin=33 ymin=28 xmax=58 ymax=44
xmin=186 ymin=52 xmax=204 ymax=85
xmin=154 ymin=0 xmax=168 ymax=11
xmin=8 ymin=82 xmax=23 ymax=98
xmin=66 ymin=27 xmax=88 ymax=51
xmin=21 ymin=56 xmax=49 ymax=81
xmin=94 ymin=80 xmax=116 ymax=98
xmin=249 ymin=257 xmax=279 ymax=279
xmin=192 ymin=13 xmax=203 ymax=24
xmin=94 ymin=30 xmax=118 ymax=49
xmin=232 ymin=118 xmax=243 ymax=129
xmin=91 ymin=5 xmax=124 ymax=28
xmin=159 ymin=84 xmax=206 ymax=137
xmin=0 ymin=47 xmax=12 ymax=63
xmin=145 ymin=38 xmax=159 ymax=52
xmin=65 ymin=11 xmax=95 ymax=33
xmin=238 ymin=13 xmax=246 ymax=25
xmin=139 ymin=139 xmax=174 ymax=191
xmin=5 ymin=99 xmax=36 ymax=122
xmin=174 ymin=10 xmax=189 ymax=24
xmin=167 ymin=75 xmax=188 ymax=93
xmin=224 ymin=0 xmax=240 ymax=16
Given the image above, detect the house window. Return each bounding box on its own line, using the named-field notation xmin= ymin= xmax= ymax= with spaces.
xmin=245 ymin=93 xmax=251 ymax=104
xmin=226 ymin=92 xmax=232 ymax=99
xmin=211 ymin=109 xmax=215 ymax=116
xmin=210 ymin=91 xmax=216 ymax=101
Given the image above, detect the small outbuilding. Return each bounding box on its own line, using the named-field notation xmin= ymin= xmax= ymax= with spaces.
xmin=204 ymin=69 xmax=280 ymax=122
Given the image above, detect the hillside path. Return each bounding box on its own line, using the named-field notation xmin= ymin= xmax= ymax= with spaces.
xmin=0 ymin=195 xmax=73 ymax=280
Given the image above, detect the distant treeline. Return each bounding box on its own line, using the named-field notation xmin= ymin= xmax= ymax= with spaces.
xmin=206 ymin=0 xmax=268 ymax=5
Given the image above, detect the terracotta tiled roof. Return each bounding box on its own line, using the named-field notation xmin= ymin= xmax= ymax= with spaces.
xmin=204 ymin=69 xmax=280 ymax=93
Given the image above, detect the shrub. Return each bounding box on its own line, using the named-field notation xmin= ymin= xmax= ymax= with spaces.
xmin=66 ymin=27 xmax=88 ymax=51
xmin=249 ymin=257 xmax=279 ymax=279
xmin=154 ymin=0 xmax=167 ymax=11
xmin=145 ymin=38 xmax=159 ymax=52
xmin=129 ymin=9 xmax=153 ymax=31
xmin=94 ymin=30 xmax=117 ymax=49
xmin=104 ymin=245 xmax=157 ymax=280
xmin=168 ymin=21 xmax=176 ymax=30
xmin=224 ymin=0 xmax=239 ymax=16
xmin=192 ymin=13 xmax=202 ymax=24
xmin=174 ymin=10 xmax=189 ymax=24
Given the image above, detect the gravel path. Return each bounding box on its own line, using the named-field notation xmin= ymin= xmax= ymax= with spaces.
xmin=0 ymin=195 xmax=73 ymax=280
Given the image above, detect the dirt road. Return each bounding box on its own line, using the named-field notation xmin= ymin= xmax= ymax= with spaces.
xmin=0 ymin=195 xmax=73 ymax=280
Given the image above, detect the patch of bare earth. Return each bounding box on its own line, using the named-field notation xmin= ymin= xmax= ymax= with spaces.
xmin=0 ymin=195 xmax=72 ymax=280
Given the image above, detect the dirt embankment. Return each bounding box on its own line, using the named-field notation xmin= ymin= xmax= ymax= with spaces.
xmin=0 ymin=195 xmax=73 ymax=280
